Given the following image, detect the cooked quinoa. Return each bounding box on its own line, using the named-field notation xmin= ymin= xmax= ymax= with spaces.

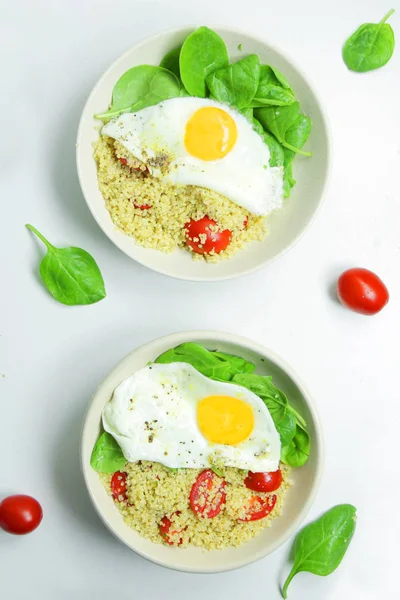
xmin=93 ymin=136 xmax=267 ymax=262
xmin=100 ymin=461 xmax=292 ymax=550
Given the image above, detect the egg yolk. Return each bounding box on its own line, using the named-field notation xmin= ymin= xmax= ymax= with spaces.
xmin=184 ymin=107 xmax=237 ymax=161
xmin=197 ymin=395 xmax=255 ymax=445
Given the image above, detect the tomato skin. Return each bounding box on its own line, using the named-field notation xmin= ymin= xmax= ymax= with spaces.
xmin=133 ymin=202 xmax=152 ymax=210
xmin=244 ymin=469 xmax=282 ymax=493
xmin=190 ymin=469 xmax=227 ymax=518
xmin=185 ymin=217 xmax=232 ymax=254
xmin=159 ymin=512 xmax=185 ymax=545
xmin=337 ymin=268 xmax=389 ymax=315
xmin=0 ymin=495 xmax=43 ymax=535
xmin=111 ymin=471 xmax=128 ymax=502
xmin=238 ymin=494 xmax=277 ymax=522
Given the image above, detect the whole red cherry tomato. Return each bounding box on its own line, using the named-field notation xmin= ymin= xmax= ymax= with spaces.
xmin=185 ymin=217 xmax=232 ymax=254
xmin=0 ymin=495 xmax=43 ymax=535
xmin=337 ymin=268 xmax=389 ymax=315
xmin=244 ymin=469 xmax=282 ymax=493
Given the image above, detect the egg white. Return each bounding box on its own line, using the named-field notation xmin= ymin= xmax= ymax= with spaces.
xmin=102 ymin=97 xmax=283 ymax=216
xmin=102 ymin=362 xmax=281 ymax=472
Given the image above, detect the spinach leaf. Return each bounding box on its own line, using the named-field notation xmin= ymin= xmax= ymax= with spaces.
xmin=280 ymin=113 xmax=312 ymax=197
xmin=263 ymin=130 xmax=285 ymax=167
xmin=283 ymin=162 xmax=296 ymax=198
xmin=343 ymin=9 xmax=395 ymax=72
xmin=95 ymin=65 xmax=182 ymax=120
xmin=210 ymin=465 xmax=224 ymax=477
xmin=252 ymin=117 xmax=264 ymax=136
xmin=231 ymin=373 xmax=304 ymax=452
xmin=160 ymin=47 xmax=182 ymax=79
xmin=206 ymin=54 xmax=260 ymax=109
xmin=269 ymin=66 xmax=292 ymax=90
xmin=282 ymin=504 xmax=357 ymax=598
xmin=280 ymin=425 xmax=310 ymax=467
xmin=240 ymin=107 xmax=254 ymax=122
xmin=283 ymin=114 xmax=312 ymax=163
xmin=155 ymin=343 xmax=255 ymax=381
xmin=255 ymin=103 xmax=312 ymax=156
xmin=212 ymin=351 xmax=256 ymax=374
xmin=275 ymin=411 xmax=297 ymax=446
xmin=26 ymin=224 xmax=106 ymax=306
xmin=252 ymin=118 xmax=285 ymax=167
xmin=90 ymin=432 xmax=126 ymax=473
xmin=179 ymin=26 xmax=229 ymax=97
xmin=250 ymin=65 xmax=295 ymax=107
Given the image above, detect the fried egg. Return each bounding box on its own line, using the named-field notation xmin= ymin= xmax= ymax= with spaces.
xmin=102 ymin=97 xmax=283 ymax=216
xmin=102 ymin=363 xmax=281 ymax=472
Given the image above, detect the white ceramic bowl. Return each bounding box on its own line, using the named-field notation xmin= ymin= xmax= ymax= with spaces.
xmin=76 ymin=26 xmax=331 ymax=281
xmin=81 ymin=331 xmax=324 ymax=573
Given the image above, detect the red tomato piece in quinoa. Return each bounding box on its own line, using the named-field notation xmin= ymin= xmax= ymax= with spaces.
xmin=238 ymin=494 xmax=277 ymax=522
xmin=111 ymin=471 xmax=128 ymax=502
xmin=190 ymin=469 xmax=227 ymax=518
xmin=159 ymin=512 xmax=185 ymax=545
xmin=185 ymin=217 xmax=232 ymax=255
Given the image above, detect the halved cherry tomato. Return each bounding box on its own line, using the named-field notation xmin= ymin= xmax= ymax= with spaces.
xmin=0 ymin=494 xmax=43 ymax=535
xmin=244 ymin=469 xmax=282 ymax=493
xmin=238 ymin=494 xmax=277 ymax=522
xmin=133 ymin=201 xmax=152 ymax=210
xmin=190 ymin=469 xmax=227 ymax=518
xmin=185 ymin=217 xmax=232 ymax=255
xmin=337 ymin=268 xmax=389 ymax=315
xmin=159 ymin=512 xmax=185 ymax=545
xmin=111 ymin=471 xmax=128 ymax=502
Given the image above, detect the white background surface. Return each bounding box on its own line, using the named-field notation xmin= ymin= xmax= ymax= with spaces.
xmin=1 ymin=0 xmax=399 ymax=598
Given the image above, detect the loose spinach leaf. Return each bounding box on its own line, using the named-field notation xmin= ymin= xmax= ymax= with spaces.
xmin=282 ymin=504 xmax=357 ymax=598
xmin=95 ymin=65 xmax=182 ymax=120
xmin=250 ymin=65 xmax=295 ymax=107
xmin=90 ymin=432 xmax=126 ymax=473
xmin=155 ymin=343 xmax=255 ymax=381
xmin=343 ymin=9 xmax=395 ymax=72
xmin=160 ymin=47 xmax=182 ymax=79
xmin=206 ymin=54 xmax=260 ymax=109
xmin=280 ymin=425 xmax=310 ymax=467
xmin=26 ymin=224 xmax=106 ymax=306
xmin=180 ymin=26 xmax=229 ymax=97
xmin=255 ymin=103 xmax=312 ymax=156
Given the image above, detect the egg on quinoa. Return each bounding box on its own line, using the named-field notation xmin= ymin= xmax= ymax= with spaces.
xmin=93 ymin=97 xmax=284 ymax=262
xmin=90 ymin=354 xmax=302 ymax=550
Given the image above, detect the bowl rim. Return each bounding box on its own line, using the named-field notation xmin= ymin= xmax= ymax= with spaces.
xmin=81 ymin=330 xmax=325 ymax=573
xmin=76 ymin=25 xmax=332 ymax=282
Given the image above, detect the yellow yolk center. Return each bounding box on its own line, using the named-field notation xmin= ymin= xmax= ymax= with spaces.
xmin=197 ymin=395 xmax=255 ymax=445
xmin=184 ymin=107 xmax=237 ymax=161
